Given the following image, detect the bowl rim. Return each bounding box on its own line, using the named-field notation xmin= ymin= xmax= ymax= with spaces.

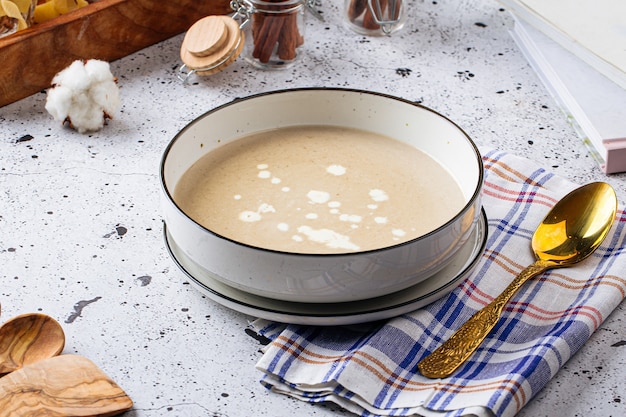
xmin=160 ymin=87 xmax=484 ymax=258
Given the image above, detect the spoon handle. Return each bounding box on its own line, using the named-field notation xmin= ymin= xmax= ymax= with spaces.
xmin=417 ymin=260 xmax=553 ymax=379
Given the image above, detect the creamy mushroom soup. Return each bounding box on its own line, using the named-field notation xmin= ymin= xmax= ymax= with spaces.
xmin=174 ymin=125 xmax=465 ymax=254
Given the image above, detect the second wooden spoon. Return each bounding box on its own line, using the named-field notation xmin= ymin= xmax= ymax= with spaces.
xmin=0 ymin=313 xmax=65 ymax=374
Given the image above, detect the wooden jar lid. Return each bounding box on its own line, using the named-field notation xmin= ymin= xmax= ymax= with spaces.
xmin=180 ymin=15 xmax=244 ymax=75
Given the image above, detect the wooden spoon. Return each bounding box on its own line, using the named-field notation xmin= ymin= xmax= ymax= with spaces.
xmin=0 ymin=313 xmax=65 ymax=374
xmin=0 ymin=354 xmax=133 ymax=416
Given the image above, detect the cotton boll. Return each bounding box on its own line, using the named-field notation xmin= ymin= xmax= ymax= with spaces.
xmin=45 ymin=85 xmax=73 ymax=122
xmin=66 ymin=92 xmax=106 ymax=133
xmin=90 ymin=81 xmax=120 ymax=115
xmin=45 ymin=59 xmax=120 ymax=133
xmin=52 ymin=60 xmax=91 ymax=92
xmin=84 ymin=59 xmax=114 ymax=84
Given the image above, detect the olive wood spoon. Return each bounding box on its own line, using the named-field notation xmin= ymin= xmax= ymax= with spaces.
xmin=0 ymin=313 xmax=65 ymax=374
xmin=0 ymin=354 xmax=133 ymax=416
xmin=418 ymin=182 xmax=617 ymax=378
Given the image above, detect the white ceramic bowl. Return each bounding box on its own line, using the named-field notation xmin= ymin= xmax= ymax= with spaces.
xmin=160 ymin=88 xmax=483 ymax=303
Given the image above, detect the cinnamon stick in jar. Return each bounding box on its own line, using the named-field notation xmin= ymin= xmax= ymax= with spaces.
xmin=250 ymin=0 xmax=304 ymax=64
xmin=362 ymin=0 xmax=389 ymax=30
xmin=253 ymin=14 xmax=285 ymax=62
xmin=346 ymin=0 xmax=404 ymax=34
xmin=347 ymin=0 xmax=367 ymax=21
xmin=278 ymin=10 xmax=304 ymax=60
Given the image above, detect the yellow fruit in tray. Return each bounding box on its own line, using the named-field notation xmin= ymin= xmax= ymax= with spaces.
xmin=55 ymin=0 xmax=87 ymax=14
xmin=33 ymin=0 xmax=57 ymax=22
xmin=33 ymin=0 xmax=88 ymax=24
xmin=0 ymin=0 xmax=28 ymax=35
xmin=11 ymin=0 xmax=35 ymax=24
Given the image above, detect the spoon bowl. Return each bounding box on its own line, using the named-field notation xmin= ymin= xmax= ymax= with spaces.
xmin=533 ymin=182 xmax=617 ymax=264
xmin=0 ymin=313 xmax=66 ymax=374
xmin=418 ymin=182 xmax=617 ymax=378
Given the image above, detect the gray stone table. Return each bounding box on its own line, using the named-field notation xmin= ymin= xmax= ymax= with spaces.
xmin=1 ymin=0 xmax=624 ymax=416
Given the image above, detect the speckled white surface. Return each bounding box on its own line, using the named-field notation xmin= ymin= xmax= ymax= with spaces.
xmin=0 ymin=0 xmax=624 ymax=416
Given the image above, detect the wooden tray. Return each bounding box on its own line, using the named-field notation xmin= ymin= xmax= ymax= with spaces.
xmin=0 ymin=0 xmax=232 ymax=108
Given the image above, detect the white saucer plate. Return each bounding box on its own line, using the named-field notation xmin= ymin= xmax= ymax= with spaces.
xmin=165 ymin=209 xmax=488 ymax=326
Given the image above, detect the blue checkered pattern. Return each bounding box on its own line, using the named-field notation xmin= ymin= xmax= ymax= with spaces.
xmin=253 ymin=148 xmax=626 ymax=416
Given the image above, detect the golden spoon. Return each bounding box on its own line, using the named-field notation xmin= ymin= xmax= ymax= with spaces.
xmin=0 ymin=313 xmax=65 ymax=375
xmin=418 ymin=182 xmax=617 ymax=379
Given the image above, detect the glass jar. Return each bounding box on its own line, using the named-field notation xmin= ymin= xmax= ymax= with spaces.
xmin=234 ymin=0 xmax=307 ymax=70
xmin=344 ymin=0 xmax=406 ymax=36
xmin=178 ymin=15 xmax=246 ymax=81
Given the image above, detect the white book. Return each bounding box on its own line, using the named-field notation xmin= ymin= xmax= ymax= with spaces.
xmin=510 ymin=15 xmax=626 ymax=174
xmin=499 ymin=0 xmax=626 ymax=91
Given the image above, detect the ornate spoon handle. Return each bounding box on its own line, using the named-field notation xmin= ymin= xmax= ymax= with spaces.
xmin=417 ymin=260 xmax=554 ymax=378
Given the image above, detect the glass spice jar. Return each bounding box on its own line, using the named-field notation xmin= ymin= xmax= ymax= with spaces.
xmin=233 ymin=0 xmax=307 ymax=70
xmin=178 ymin=0 xmax=310 ymax=81
xmin=344 ymin=0 xmax=406 ymax=36
xmin=178 ymin=14 xmax=246 ymax=80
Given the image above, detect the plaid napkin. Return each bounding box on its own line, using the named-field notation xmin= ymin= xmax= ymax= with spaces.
xmin=251 ymin=148 xmax=626 ymax=417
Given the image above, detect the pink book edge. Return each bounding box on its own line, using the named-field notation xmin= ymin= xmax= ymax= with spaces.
xmin=603 ymin=137 xmax=626 ymax=174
